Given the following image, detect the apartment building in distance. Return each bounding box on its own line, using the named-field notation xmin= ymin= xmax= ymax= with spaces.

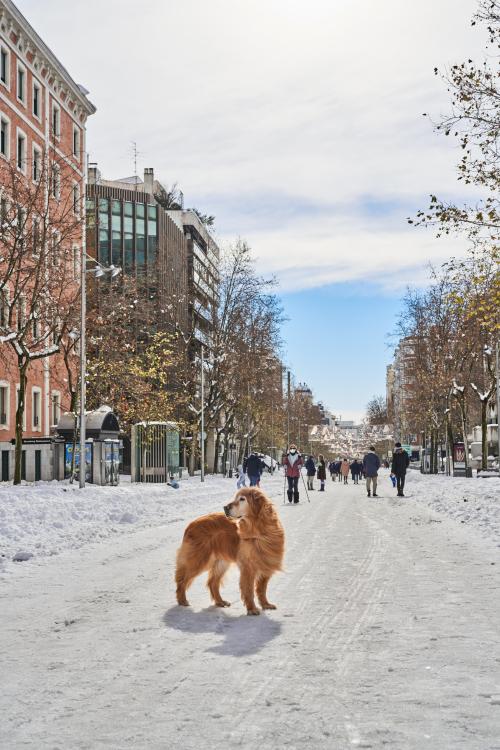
xmin=0 ymin=0 xmax=95 ymax=481
xmin=392 ymin=336 xmax=417 ymax=444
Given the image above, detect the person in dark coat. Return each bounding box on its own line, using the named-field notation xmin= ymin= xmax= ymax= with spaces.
xmin=363 ymin=447 xmax=381 ymax=497
xmin=282 ymin=444 xmax=304 ymax=503
xmin=305 ymin=455 xmax=316 ymax=490
xmin=316 ymin=454 xmax=327 ymax=491
xmin=350 ymin=458 xmax=362 ymax=484
xmin=243 ymin=452 xmax=263 ymax=487
xmin=391 ymin=442 xmax=410 ymax=497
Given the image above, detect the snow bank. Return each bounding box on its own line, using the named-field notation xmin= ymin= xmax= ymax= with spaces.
xmin=403 ymin=469 xmax=500 ymax=544
xmin=0 ymin=474 xmax=284 ymax=571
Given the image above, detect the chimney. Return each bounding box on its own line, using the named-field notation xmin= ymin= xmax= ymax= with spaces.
xmin=144 ymin=167 xmax=154 ymax=195
xmin=87 ymin=163 xmax=101 ymax=185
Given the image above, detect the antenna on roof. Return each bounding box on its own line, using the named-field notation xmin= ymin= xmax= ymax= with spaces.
xmin=131 ymin=141 xmax=141 ymax=193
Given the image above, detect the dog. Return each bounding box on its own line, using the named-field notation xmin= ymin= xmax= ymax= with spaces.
xmin=175 ymin=487 xmax=285 ymax=615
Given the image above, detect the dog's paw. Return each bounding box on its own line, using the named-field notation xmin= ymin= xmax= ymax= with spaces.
xmin=247 ymin=608 xmax=261 ymax=616
xmin=215 ymin=600 xmax=231 ymax=607
xmin=261 ymin=603 xmax=277 ymax=610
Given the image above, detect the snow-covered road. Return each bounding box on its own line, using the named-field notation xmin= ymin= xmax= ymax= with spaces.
xmin=1 ymin=473 xmax=500 ymax=749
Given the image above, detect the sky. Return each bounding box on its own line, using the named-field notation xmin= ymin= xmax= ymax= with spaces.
xmin=15 ymin=0 xmax=486 ymax=422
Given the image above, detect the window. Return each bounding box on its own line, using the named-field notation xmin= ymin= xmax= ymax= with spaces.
xmin=136 ymin=203 xmax=145 ymax=268
xmin=0 ymin=289 xmax=8 ymax=327
xmin=51 ymin=392 xmax=61 ymax=427
xmin=51 ymin=163 xmax=60 ymax=199
xmin=32 ymin=388 xmax=41 ymax=430
xmin=32 ymin=80 xmax=41 ymax=119
xmin=0 ymin=115 xmax=9 ymax=159
xmin=124 ymin=202 xmax=133 ymax=270
xmin=111 ymin=200 xmax=121 ymax=265
xmin=72 ymin=183 xmax=80 ymax=215
xmin=32 ymin=143 xmax=41 ymax=182
xmin=52 ymin=102 xmax=60 ymax=139
xmin=51 ymin=231 xmax=60 ymax=266
xmin=16 ymin=129 xmax=26 ymax=173
xmin=0 ymin=45 xmax=9 ymax=88
xmin=32 ymin=311 xmax=40 ymax=340
xmin=147 ymin=205 xmax=157 ymax=266
xmin=72 ymin=244 xmax=80 ymax=279
xmin=0 ymin=383 xmax=8 ymax=427
xmin=17 ymin=61 xmax=26 ymax=105
xmin=17 ymin=294 xmax=26 ymax=332
xmin=32 ymin=217 xmax=40 ymax=256
xmin=72 ymin=125 xmax=80 ymax=158
xmin=0 ymin=196 xmax=8 ymax=238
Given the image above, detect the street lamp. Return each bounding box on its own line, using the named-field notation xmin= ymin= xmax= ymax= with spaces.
xmin=79 ymin=255 xmax=121 ymax=489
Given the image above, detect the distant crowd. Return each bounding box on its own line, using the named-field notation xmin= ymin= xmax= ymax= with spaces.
xmin=237 ymin=443 xmax=410 ymax=504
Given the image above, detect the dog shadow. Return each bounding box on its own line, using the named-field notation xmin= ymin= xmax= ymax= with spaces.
xmin=162 ymin=605 xmax=282 ymax=657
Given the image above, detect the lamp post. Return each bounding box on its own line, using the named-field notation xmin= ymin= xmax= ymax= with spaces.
xmin=496 ymin=340 xmax=500 ymax=476
xmin=201 ymin=343 xmax=205 ymax=482
xmin=79 ymin=257 xmax=121 ymax=489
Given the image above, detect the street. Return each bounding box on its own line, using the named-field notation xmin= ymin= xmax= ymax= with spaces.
xmin=1 ymin=472 xmax=499 ymax=749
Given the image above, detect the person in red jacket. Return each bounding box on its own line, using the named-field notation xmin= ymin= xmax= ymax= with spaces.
xmin=282 ymin=444 xmax=304 ymax=503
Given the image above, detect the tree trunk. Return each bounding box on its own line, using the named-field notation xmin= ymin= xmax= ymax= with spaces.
xmin=14 ymin=358 xmax=29 ymax=485
xmin=481 ymin=399 xmax=488 ymax=470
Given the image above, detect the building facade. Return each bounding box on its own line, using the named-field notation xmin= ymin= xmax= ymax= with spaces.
xmin=86 ymin=166 xmax=189 ymax=335
xmin=0 ymin=0 xmax=95 ymax=480
xmin=392 ymin=337 xmax=417 ymax=444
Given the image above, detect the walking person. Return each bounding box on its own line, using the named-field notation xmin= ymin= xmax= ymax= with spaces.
xmin=243 ymin=451 xmax=263 ymax=488
xmin=305 ymin=455 xmax=316 ymax=490
xmin=363 ymin=446 xmax=381 ymax=497
xmin=391 ymin=442 xmax=410 ymax=497
xmin=317 ymin=454 xmax=327 ymax=491
xmin=282 ymin=444 xmax=304 ymax=504
xmin=329 ymin=461 xmax=335 ymax=481
xmin=236 ymin=462 xmax=247 ymax=489
xmin=341 ymin=458 xmax=350 ymax=484
xmin=350 ymin=458 xmax=361 ymax=484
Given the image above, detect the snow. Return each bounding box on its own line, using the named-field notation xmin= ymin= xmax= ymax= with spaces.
xmin=1 ymin=469 xmax=498 ymax=570
xmin=0 ymin=471 xmax=499 ymax=748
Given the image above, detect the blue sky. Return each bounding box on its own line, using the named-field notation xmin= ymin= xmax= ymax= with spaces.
xmin=279 ymin=284 xmax=403 ymax=422
xmin=16 ymin=0 xmax=485 ymax=422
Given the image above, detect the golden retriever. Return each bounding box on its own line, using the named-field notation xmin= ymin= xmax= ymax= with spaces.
xmin=175 ymin=487 xmax=284 ymax=615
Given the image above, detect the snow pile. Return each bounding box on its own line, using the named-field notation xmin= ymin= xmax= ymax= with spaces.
xmin=0 ymin=474 xmax=285 ymax=570
xmin=404 ymin=470 xmax=500 ymax=544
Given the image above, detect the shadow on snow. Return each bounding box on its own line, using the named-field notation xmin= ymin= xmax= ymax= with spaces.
xmin=162 ymin=605 xmax=282 ymax=657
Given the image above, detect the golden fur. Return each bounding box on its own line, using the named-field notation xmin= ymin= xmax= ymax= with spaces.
xmin=175 ymin=487 xmax=285 ymax=615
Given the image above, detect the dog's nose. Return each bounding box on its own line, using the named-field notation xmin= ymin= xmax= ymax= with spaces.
xmin=223 ymin=505 xmax=231 ymax=517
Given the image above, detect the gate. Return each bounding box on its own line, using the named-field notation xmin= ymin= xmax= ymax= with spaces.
xmin=131 ymin=422 xmax=180 ymax=483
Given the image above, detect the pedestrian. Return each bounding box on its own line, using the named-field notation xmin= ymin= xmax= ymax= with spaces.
xmin=350 ymin=458 xmax=361 ymax=484
xmin=236 ymin=462 xmax=246 ymax=489
xmin=305 ymin=454 xmax=316 ymax=490
xmin=329 ymin=461 xmax=335 ymax=481
xmin=282 ymin=443 xmax=304 ymax=504
xmin=363 ymin=446 xmax=381 ymax=497
xmin=317 ymin=454 xmax=327 ymax=491
xmin=391 ymin=442 xmax=410 ymax=497
xmin=390 ymin=472 xmax=397 ymax=488
xmin=334 ymin=459 xmax=341 ymax=481
xmin=243 ymin=451 xmax=263 ymax=487
xmin=341 ymin=458 xmax=350 ymax=484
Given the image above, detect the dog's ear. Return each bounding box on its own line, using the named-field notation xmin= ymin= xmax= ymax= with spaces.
xmin=249 ymin=488 xmax=266 ymax=517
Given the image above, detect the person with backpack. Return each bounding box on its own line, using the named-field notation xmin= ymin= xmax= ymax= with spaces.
xmin=391 ymin=442 xmax=410 ymax=497
xmin=317 ymin=454 xmax=327 ymax=491
xmin=282 ymin=444 xmax=304 ymax=503
xmin=363 ymin=446 xmax=381 ymax=497
xmin=305 ymin=455 xmax=316 ymax=490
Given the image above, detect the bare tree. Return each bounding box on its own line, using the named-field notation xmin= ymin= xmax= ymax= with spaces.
xmin=0 ymin=152 xmax=82 ymax=483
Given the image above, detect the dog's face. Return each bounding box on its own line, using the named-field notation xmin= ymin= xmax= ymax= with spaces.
xmin=224 ymin=488 xmax=265 ymax=519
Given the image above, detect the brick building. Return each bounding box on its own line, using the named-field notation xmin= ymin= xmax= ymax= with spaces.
xmin=0 ymin=0 xmax=95 ymax=480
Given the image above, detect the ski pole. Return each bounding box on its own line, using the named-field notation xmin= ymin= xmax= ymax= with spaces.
xmin=300 ymin=469 xmax=311 ymax=503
